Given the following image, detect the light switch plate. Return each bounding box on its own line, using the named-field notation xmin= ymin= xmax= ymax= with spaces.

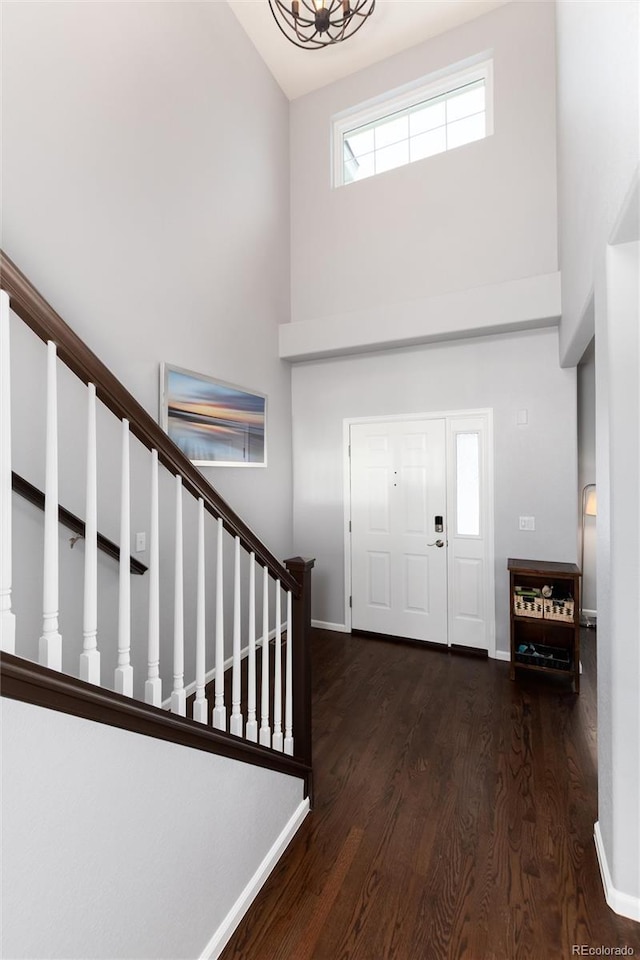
xmin=135 ymin=532 xmax=146 ymax=552
xmin=519 ymin=516 xmax=535 ymax=531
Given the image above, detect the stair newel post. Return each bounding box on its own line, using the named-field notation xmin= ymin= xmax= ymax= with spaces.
xmin=115 ymin=418 xmax=133 ymax=696
xmin=272 ymin=581 xmax=283 ymax=752
xmin=230 ymin=536 xmax=243 ymax=737
xmin=283 ymin=590 xmax=294 ymax=756
xmin=38 ymin=341 xmax=63 ymax=670
xmin=0 ymin=291 xmax=16 ymax=654
xmin=284 ymin=558 xmax=315 ymax=774
xmin=145 ymin=449 xmax=162 ymax=706
xmin=79 ymin=382 xmax=100 ymax=684
xmin=246 ymin=552 xmax=258 ymax=742
xmin=193 ymin=497 xmax=208 ymax=723
xmin=259 ymin=564 xmax=271 ymax=747
xmin=213 ymin=516 xmax=226 ymax=731
xmin=170 ymin=474 xmax=186 ymax=716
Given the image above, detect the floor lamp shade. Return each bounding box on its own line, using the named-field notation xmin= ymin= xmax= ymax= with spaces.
xmin=584 ymin=487 xmax=597 ymax=517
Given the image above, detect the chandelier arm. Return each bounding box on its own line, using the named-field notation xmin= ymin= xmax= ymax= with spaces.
xmin=326 ymin=20 xmax=348 ymax=42
xmin=347 ymin=0 xmax=374 ymax=20
xmin=272 ymin=0 xmax=316 ymax=29
xmin=296 ymin=24 xmax=322 ymax=44
xmin=338 ymin=7 xmax=373 ymax=37
xmin=270 ymin=3 xmax=325 ymax=40
xmin=299 ymin=0 xmax=321 ymax=17
xmin=269 ymin=0 xmax=375 ymax=48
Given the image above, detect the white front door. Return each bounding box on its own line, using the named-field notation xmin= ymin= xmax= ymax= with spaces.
xmin=350 ymin=419 xmax=448 ymax=644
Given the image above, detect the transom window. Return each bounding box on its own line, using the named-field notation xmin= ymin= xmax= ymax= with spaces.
xmin=333 ymin=58 xmax=493 ymax=187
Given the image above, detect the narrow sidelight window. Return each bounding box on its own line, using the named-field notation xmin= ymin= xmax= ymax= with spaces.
xmin=455 ymin=432 xmax=480 ymax=537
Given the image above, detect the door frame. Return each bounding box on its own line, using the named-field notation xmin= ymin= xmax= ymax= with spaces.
xmin=343 ymin=408 xmax=497 ymax=658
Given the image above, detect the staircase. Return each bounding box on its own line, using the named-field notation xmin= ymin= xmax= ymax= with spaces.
xmin=0 ymin=250 xmax=314 ymax=959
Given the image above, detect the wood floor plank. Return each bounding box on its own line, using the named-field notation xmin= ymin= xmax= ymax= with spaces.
xmin=221 ymin=629 xmax=640 ymax=960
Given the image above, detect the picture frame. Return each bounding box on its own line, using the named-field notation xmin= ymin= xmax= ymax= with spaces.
xmin=160 ymin=363 xmax=267 ymax=467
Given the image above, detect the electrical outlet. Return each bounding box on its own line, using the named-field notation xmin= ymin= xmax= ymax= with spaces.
xmin=519 ymin=516 xmax=535 ymax=532
xmin=135 ymin=532 xmax=146 ymax=552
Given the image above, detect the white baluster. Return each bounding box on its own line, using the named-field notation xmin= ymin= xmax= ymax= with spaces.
xmin=230 ymin=536 xmax=243 ymax=737
xmin=38 ymin=342 xmax=62 ymax=669
xmin=170 ymin=475 xmax=186 ymax=716
xmin=284 ymin=590 xmax=294 ymax=756
xmin=259 ymin=565 xmax=271 ymax=747
xmin=0 ymin=292 xmax=16 ymax=654
xmin=115 ymin=419 xmax=133 ymax=696
xmin=229 ymin=537 xmax=243 ymax=737
xmin=212 ymin=517 xmax=226 ymax=730
xmin=193 ymin=498 xmax=208 ymax=724
xmin=272 ymin=580 xmax=283 ymax=752
xmin=80 ymin=382 xmax=100 ymax=684
xmin=145 ymin=450 xmax=162 ymax=706
xmin=245 ymin=553 xmax=258 ymax=742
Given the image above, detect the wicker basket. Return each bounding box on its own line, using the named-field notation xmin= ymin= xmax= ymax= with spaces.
xmin=513 ymin=595 xmax=543 ymax=619
xmin=543 ymin=597 xmax=575 ymax=623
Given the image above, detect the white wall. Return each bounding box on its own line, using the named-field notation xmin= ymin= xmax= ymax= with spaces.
xmin=2 ymin=0 xmax=292 ymax=554
xmin=291 ymin=327 xmax=577 ymax=653
xmin=1 ymin=697 xmax=305 ymax=959
xmin=289 ymin=0 xmax=557 ymax=327
xmin=556 ymin=0 xmax=640 ymax=365
xmin=595 ymin=239 xmax=640 ymax=916
xmin=556 ymin=0 xmax=640 ymax=918
xmin=2 ymin=2 xmax=293 ymax=689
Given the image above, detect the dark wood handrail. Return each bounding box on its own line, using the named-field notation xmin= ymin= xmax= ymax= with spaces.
xmin=0 ymin=250 xmax=299 ymax=596
xmin=0 ymin=652 xmax=312 ymax=794
xmin=12 ymin=471 xmax=147 ymax=575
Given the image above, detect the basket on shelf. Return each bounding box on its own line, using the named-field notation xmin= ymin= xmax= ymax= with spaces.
xmin=543 ymin=597 xmax=575 ymax=622
xmin=513 ymin=588 xmax=543 ymax=619
xmin=515 ymin=642 xmax=571 ymax=671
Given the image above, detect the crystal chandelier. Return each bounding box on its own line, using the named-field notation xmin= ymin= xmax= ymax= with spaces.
xmin=268 ymin=0 xmax=376 ymax=50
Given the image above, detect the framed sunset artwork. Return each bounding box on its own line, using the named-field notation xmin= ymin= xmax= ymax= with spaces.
xmin=160 ymin=364 xmax=267 ymax=467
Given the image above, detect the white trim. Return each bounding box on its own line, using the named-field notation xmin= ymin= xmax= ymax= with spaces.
xmin=344 ymin=408 xmax=496 ymax=656
xmin=280 ymin=272 xmax=561 ymax=363
xmin=494 ymin=650 xmax=510 ymax=662
xmin=594 ymin=821 xmax=640 ymax=922
xmin=200 ymin=798 xmax=311 ymax=959
xmin=312 ymin=619 xmax=350 ymax=633
xmin=161 ymin=629 xmax=276 ymax=710
xmin=581 ymin=608 xmax=598 ymax=619
xmin=343 ymin=418 xmax=353 ymax=634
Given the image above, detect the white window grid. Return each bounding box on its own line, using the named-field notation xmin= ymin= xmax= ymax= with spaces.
xmin=333 ymin=58 xmax=493 ymax=188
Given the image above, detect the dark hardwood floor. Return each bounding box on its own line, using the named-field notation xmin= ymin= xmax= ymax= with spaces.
xmin=221 ymin=629 xmax=640 ymax=960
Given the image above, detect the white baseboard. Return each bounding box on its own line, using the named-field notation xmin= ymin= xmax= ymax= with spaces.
xmin=312 ymin=620 xmax=350 ymax=633
xmin=493 ymin=650 xmax=510 ymax=662
xmin=594 ymin=821 xmax=640 ymax=922
xmin=200 ymin=797 xmax=311 ymax=959
xmin=161 ymin=628 xmax=277 ymax=711
xmin=582 ymin=608 xmax=598 ymax=619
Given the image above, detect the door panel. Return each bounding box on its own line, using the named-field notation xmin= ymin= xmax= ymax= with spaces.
xmin=351 ymin=420 xmax=447 ymax=644
xmin=367 ymin=552 xmax=391 ymax=608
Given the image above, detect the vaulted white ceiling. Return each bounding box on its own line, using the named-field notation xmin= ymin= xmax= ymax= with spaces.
xmin=227 ymin=0 xmax=509 ymax=100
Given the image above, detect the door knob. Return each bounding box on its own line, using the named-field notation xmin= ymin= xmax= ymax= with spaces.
xmin=427 ymin=539 xmax=445 ymax=548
